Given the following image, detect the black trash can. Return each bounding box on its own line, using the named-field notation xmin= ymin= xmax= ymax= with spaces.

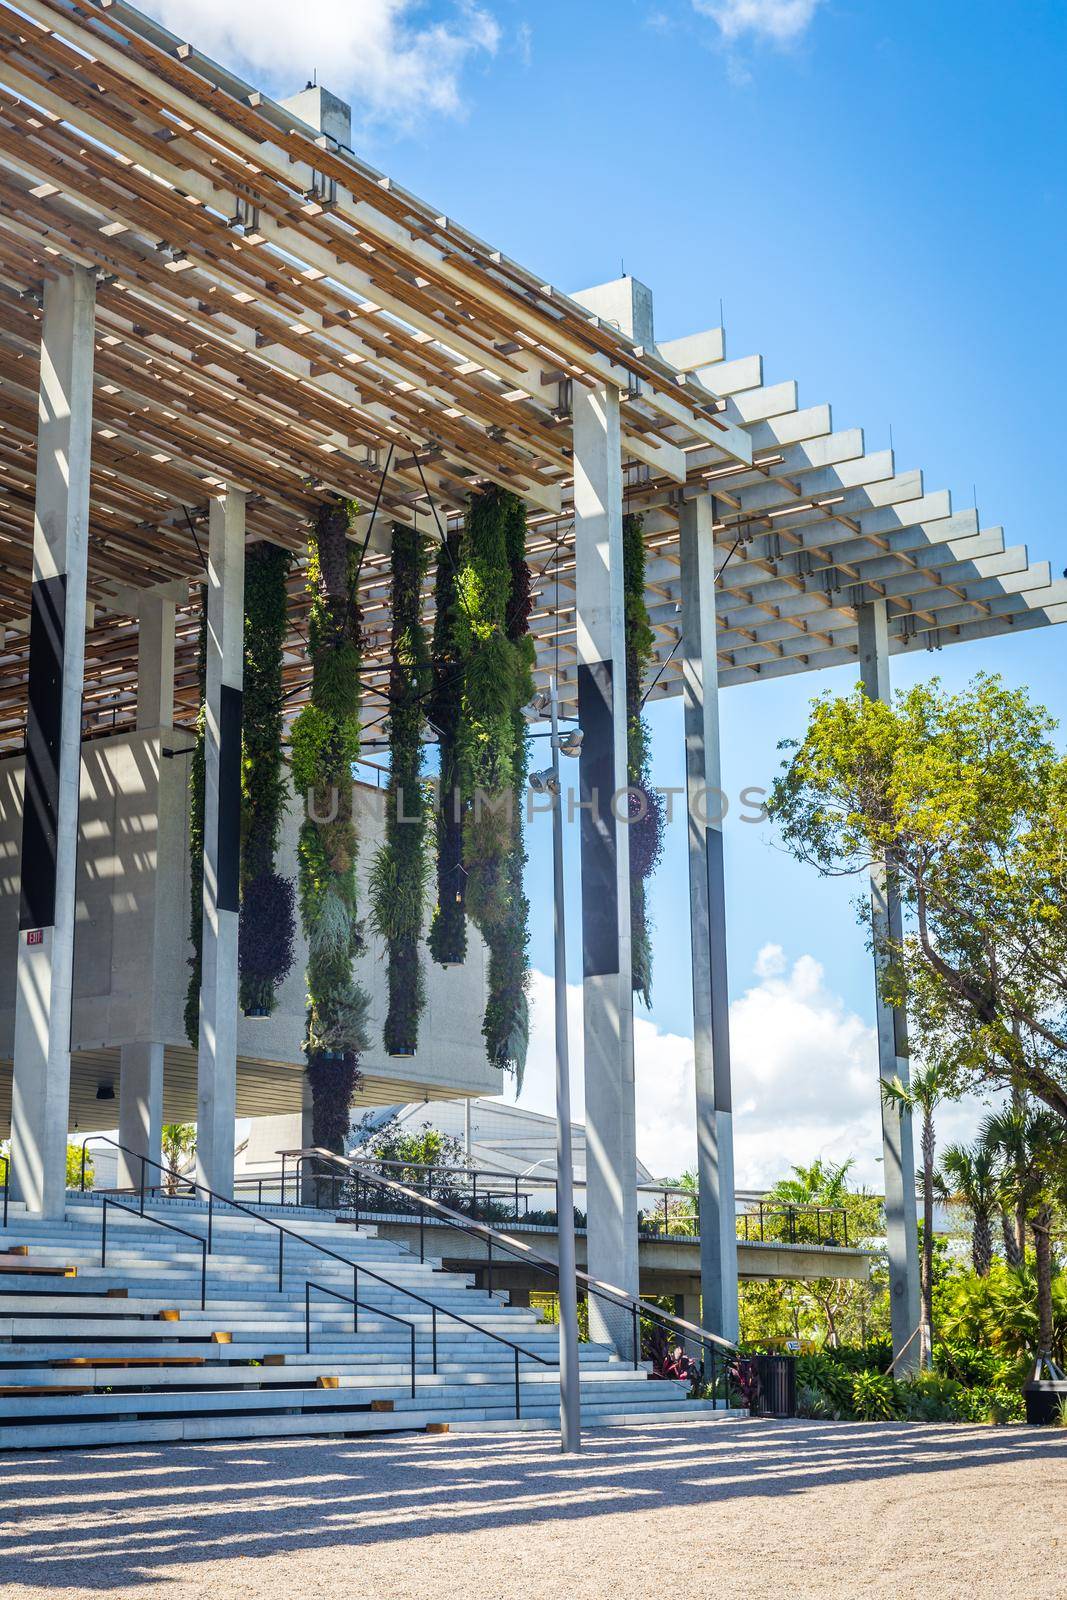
xmin=752 ymin=1354 xmax=797 ymax=1417
xmin=1023 ymin=1378 xmax=1067 ymax=1425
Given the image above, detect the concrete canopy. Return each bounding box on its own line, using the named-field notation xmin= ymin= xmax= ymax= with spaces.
xmin=0 ymin=0 xmax=1059 ymax=747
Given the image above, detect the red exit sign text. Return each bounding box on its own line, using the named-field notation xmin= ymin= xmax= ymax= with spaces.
xmin=25 ymin=928 xmax=43 ymax=946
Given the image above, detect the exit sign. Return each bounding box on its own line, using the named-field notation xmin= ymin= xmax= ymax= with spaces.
xmin=25 ymin=929 xmax=43 ymax=946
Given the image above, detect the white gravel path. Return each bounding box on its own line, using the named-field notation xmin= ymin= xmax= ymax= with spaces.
xmin=0 ymin=1418 xmax=1063 ymax=1600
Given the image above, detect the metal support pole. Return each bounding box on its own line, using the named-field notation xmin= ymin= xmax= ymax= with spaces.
xmin=857 ymin=599 xmax=922 ymax=1372
xmin=549 ymin=675 xmax=582 ymax=1453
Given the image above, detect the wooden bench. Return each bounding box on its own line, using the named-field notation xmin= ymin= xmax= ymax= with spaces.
xmin=0 ymin=1256 xmax=77 ymax=1277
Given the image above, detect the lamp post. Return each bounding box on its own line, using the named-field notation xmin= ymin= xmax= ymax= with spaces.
xmin=530 ymin=676 xmax=582 ymax=1453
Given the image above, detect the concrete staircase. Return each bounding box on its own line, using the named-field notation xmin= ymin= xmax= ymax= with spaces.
xmin=0 ymin=1196 xmax=731 ymax=1450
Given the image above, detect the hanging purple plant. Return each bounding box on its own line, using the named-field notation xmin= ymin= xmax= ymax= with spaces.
xmin=239 ymin=871 xmax=296 ymax=1016
xmin=628 ymin=781 xmax=665 ymax=884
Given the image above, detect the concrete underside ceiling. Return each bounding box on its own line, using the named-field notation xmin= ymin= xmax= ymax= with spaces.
xmin=0 ymin=1051 xmax=470 ymax=1138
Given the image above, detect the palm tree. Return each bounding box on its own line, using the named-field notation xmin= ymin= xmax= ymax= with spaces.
xmin=982 ymin=1104 xmax=1067 ymax=1374
xmin=883 ymin=1061 xmax=954 ymax=1368
xmin=934 ymin=1141 xmax=998 ymax=1276
xmin=161 ymin=1123 xmax=196 ymax=1196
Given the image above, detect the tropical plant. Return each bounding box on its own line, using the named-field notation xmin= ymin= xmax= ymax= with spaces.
xmin=239 ymin=542 xmax=296 ymax=1017
xmin=292 ymin=500 xmax=370 ymax=1156
xmin=882 ymin=1060 xmax=954 ymax=1367
xmin=370 ymin=524 xmax=431 ymax=1054
xmin=427 ymin=527 xmax=467 ymax=968
xmin=183 ymin=587 xmax=208 ymax=1046
xmin=623 ymin=512 xmax=664 ymax=1006
xmin=936 ymin=1259 xmax=1067 ymax=1366
xmin=850 ymin=1368 xmax=903 ymax=1421
xmin=161 ymin=1123 xmax=196 ymax=1194
xmin=934 ymin=1139 xmax=999 ymax=1276
xmin=453 ymin=485 xmax=535 ymax=1079
xmin=768 ymin=673 xmax=1067 ymax=1123
xmin=981 ymin=1103 xmax=1067 ymax=1364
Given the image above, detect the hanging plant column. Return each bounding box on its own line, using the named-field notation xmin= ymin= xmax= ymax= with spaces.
xmin=456 ymin=486 xmax=534 ymax=1078
xmin=623 ymin=512 xmax=664 ymax=1007
xmin=291 ymin=500 xmax=370 ymax=1155
xmin=370 ymin=523 xmax=431 ymax=1055
xmin=239 ymin=542 xmax=296 ymax=1017
xmin=183 ymin=587 xmax=207 ymax=1047
xmin=428 ymin=528 xmax=467 ymax=966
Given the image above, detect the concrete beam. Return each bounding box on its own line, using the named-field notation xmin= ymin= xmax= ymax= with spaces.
xmin=9 ymin=266 xmax=96 ymax=1217
xmin=195 ymin=491 xmax=246 ymax=1198
xmin=858 ymin=599 xmax=922 ymax=1371
xmin=136 ymin=592 xmax=177 ymax=731
xmin=680 ymin=493 xmax=739 ymax=1342
xmin=572 ymin=379 xmax=638 ymax=1359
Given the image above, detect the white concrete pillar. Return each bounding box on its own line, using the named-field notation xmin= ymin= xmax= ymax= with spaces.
xmin=195 ymin=490 xmax=246 ymax=1197
xmin=572 ymin=379 xmax=638 ymax=1357
xmin=136 ymin=593 xmax=176 ymax=731
xmin=679 ymin=493 xmax=739 ymax=1343
xmin=118 ymin=1042 xmax=164 ymax=1193
xmin=10 ymin=266 xmax=96 ymax=1217
xmin=857 ymin=598 xmax=922 ymax=1372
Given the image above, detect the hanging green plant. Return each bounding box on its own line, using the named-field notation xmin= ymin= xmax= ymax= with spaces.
xmin=183 ymin=586 xmax=207 ymax=1048
xmin=239 ymin=542 xmax=296 ymax=1018
xmin=292 ymin=499 xmax=370 ymax=1154
xmin=624 ymin=511 xmax=665 ymax=1008
xmin=456 ymin=485 xmax=534 ymax=1078
xmin=428 ymin=528 xmax=467 ymax=967
xmin=369 ymin=523 xmax=432 ymax=1055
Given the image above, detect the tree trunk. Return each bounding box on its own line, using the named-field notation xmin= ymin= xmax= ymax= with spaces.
xmin=1001 ymin=1208 xmax=1023 ymax=1269
xmin=921 ymin=1109 xmax=935 ymax=1367
xmin=972 ymin=1210 xmax=993 ymax=1278
xmin=1033 ymin=1205 xmax=1055 ymax=1361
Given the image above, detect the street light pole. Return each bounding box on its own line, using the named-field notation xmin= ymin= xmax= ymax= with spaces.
xmin=549 ymin=675 xmax=582 ymax=1454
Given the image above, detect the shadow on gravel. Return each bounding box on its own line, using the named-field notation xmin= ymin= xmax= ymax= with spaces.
xmin=1 ymin=1418 xmax=1066 ymax=1591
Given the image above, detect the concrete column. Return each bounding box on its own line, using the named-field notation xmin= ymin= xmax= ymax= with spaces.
xmin=679 ymin=493 xmax=739 ymax=1343
xmin=857 ymin=599 xmax=922 ymax=1372
xmin=10 ymin=267 xmax=96 ymax=1217
xmin=195 ymin=491 xmax=246 ymax=1198
xmin=572 ymin=379 xmax=638 ymax=1358
xmin=117 ymin=1042 xmax=164 ymax=1192
xmin=136 ymin=594 xmax=176 ymax=730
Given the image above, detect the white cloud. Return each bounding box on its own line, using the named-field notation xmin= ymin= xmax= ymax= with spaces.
xmin=693 ymin=0 xmax=822 ymax=46
xmin=513 ymin=952 xmax=1002 ymax=1193
xmin=144 ymin=0 xmax=500 ymax=129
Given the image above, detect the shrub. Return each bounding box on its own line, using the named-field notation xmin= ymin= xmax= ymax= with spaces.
xmin=850 ymin=1370 xmax=903 ymax=1422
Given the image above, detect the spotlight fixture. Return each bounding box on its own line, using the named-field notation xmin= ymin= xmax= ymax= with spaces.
xmin=528 ymin=767 xmax=560 ymax=796
xmin=95 ymin=1082 xmax=115 ymax=1102
xmin=522 ymin=691 xmax=550 ymax=723
xmin=557 ymin=729 xmax=583 ymax=758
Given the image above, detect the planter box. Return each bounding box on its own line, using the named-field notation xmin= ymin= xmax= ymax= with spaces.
xmin=1023 ymin=1379 xmax=1067 ymax=1426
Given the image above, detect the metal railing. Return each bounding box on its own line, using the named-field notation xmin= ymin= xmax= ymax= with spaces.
xmin=100 ymin=1193 xmax=208 ymax=1309
xmin=260 ymin=1153 xmax=848 ymax=1248
xmin=285 ymin=1146 xmax=736 ymax=1400
xmin=77 ymin=1136 xmax=567 ymax=1414
xmin=304 ymin=1282 xmax=418 ymax=1400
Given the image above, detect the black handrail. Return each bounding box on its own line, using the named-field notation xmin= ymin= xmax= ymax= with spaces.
xmin=293 ymin=1146 xmax=734 ymax=1394
xmin=270 ymin=1152 xmax=849 ymax=1248
xmin=100 ymin=1195 xmax=208 ymax=1308
xmin=304 ymin=1281 xmax=417 ymax=1400
xmin=77 ymin=1136 xmax=566 ymax=1395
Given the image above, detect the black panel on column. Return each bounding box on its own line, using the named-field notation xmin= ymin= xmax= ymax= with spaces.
xmin=217 ymin=683 xmax=243 ymax=914
xmin=705 ymin=826 xmax=732 ymax=1111
xmin=578 ymin=659 xmax=618 ymax=978
xmin=19 ymin=574 xmax=66 ymax=931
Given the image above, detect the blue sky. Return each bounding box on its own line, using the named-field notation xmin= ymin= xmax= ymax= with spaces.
xmin=155 ymin=0 xmax=1067 ymax=1177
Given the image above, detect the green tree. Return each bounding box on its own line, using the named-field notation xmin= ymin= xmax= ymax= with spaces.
xmin=883 ymin=1061 xmax=954 ymax=1367
xmin=935 ymin=1140 xmax=999 ymax=1277
xmin=982 ymin=1104 xmax=1067 ymax=1368
xmin=161 ymin=1124 xmax=196 ymax=1195
xmin=769 ymin=674 xmax=1067 ymax=1122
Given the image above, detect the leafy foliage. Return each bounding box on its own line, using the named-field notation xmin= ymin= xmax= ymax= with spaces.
xmin=623 ymin=513 xmax=664 ymax=1006
xmin=768 ymin=673 xmax=1067 ymax=1121
xmin=292 ymin=500 xmax=369 ymax=1152
xmin=428 ymin=528 xmax=468 ymax=966
xmin=370 ymin=524 xmax=432 ymax=1054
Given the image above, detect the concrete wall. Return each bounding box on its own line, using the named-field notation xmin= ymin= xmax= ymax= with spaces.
xmin=0 ymin=732 xmax=500 ymax=1100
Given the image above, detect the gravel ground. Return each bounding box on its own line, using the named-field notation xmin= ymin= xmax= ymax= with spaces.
xmin=0 ymin=1418 xmax=1064 ymax=1600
